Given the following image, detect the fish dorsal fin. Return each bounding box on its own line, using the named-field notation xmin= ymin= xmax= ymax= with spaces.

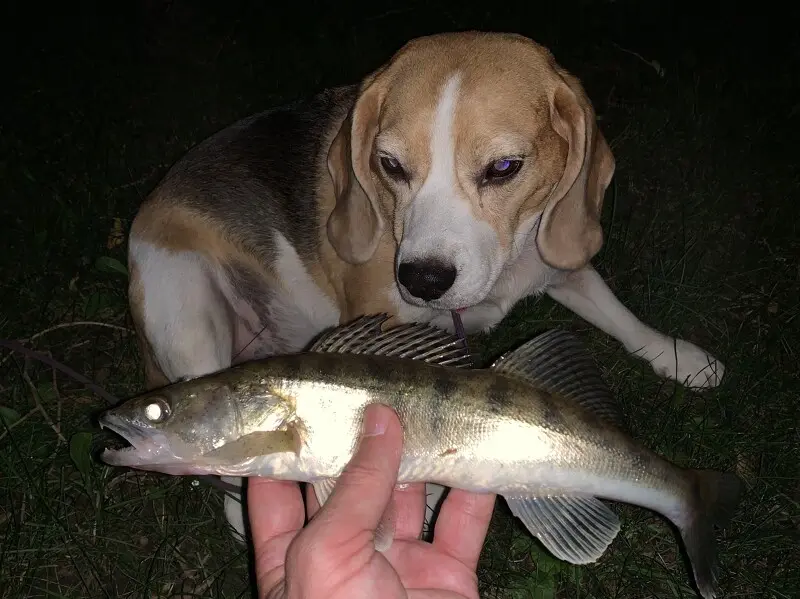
xmin=308 ymin=314 xmax=474 ymax=368
xmin=505 ymin=494 xmax=620 ymax=564
xmin=491 ymin=330 xmax=625 ymax=429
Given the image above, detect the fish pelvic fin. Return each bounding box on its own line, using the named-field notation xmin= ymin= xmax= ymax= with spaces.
xmin=311 ymin=477 xmax=396 ymax=553
xmin=374 ymin=495 xmax=397 ymax=553
xmin=490 ymin=329 xmax=626 ymax=430
xmin=680 ymin=469 xmax=744 ymax=599
xmin=312 ymin=478 xmax=337 ymax=507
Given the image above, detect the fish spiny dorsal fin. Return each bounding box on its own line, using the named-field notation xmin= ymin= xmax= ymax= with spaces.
xmin=491 ymin=329 xmax=625 ymax=430
xmin=308 ymin=314 xmax=475 ymax=368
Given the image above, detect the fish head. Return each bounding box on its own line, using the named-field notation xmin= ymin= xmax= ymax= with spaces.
xmin=99 ymin=374 xmax=293 ymax=476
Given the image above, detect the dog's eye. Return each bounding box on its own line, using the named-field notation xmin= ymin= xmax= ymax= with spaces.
xmin=380 ymin=156 xmax=407 ymax=181
xmin=483 ymin=158 xmax=523 ymax=184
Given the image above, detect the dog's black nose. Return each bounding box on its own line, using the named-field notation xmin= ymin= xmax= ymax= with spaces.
xmin=397 ymin=260 xmax=457 ymax=301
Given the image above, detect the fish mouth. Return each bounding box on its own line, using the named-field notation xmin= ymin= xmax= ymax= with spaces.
xmin=98 ymin=414 xmax=257 ymax=477
xmin=99 ymin=413 xmax=188 ymax=473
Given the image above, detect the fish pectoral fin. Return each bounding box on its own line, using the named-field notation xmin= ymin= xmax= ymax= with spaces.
xmin=505 ymin=494 xmax=621 ymax=565
xmin=490 ymin=330 xmax=626 ymax=430
xmin=374 ymin=495 xmax=396 ymax=553
xmin=202 ymin=429 xmax=299 ymax=461
xmin=312 ymin=478 xmax=337 ymax=507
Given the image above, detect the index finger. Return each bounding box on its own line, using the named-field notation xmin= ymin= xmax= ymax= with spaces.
xmin=248 ymin=478 xmax=305 ymax=594
xmin=306 ymin=480 xmax=426 ymax=544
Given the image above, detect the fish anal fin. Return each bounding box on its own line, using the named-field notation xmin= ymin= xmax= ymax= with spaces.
xmin=504 ymin=494 xmax=620 ymax=565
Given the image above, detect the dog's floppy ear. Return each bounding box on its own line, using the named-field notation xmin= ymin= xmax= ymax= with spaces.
xmin=536 ymin=70 xmax=615 ymax=271
xmin=326 ymin=74 xmax=386 ymax=264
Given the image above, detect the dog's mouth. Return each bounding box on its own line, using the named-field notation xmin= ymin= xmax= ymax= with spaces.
xmin=400 ymin=291 xmax=480 ymax=312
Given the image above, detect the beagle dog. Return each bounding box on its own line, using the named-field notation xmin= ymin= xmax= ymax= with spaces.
xmin=128 ymin=32 xmax=724 ymax=540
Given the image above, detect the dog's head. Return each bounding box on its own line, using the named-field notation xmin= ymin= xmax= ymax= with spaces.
xmin=327 ymin=32 xmax=615 ymax=310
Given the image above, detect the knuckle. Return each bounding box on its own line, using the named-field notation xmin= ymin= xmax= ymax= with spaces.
xmin=342 ymin=461 xmax=386 ymax=487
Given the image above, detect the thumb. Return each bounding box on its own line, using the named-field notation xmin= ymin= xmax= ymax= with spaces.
xmin=314 ymin=403 xmax=403 ymax=535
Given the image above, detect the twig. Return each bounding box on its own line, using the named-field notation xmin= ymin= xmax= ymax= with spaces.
xmin=20 ymin=367 xmax=67 ymax=444
xmin=191 ymin=572 xmax=218 ymax=597
xmin=52 ymin=362 xmax=63 ymax=430
xmin=118 ymin=167 xmax=159 ymax=192
xmin=0 ymin=339 xmax=120 ymax=405
xmin=0 ymin=407 xmax=39 ymax=442
xmin=612 ymin=42 xmax=666 ymax=78
xmin=47 ymin=360 xmax=65 ymax=461
xmin=103 ymin=470 xmax=143 ymax=495
xmin=21 ymin=320 xmax=132 ymax=343
xmin=0 ymin=334 xmax=237 ymax=498
xmin=183 ymin=552 xmax=216 ymax=597
xmin=65 ymin=340 xmax=91 ymax=352
xmin=0 ymin=321 xmax=132 ymax=369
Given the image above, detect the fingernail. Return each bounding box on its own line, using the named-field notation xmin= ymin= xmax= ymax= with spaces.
xmin=362 ymin=404 xmax=391 ymax=437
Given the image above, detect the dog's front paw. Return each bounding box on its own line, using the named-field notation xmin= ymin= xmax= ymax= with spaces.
xmin=641 ymin=337 xmax=725 ymax=389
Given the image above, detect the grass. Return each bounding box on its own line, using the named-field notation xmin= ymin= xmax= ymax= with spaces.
xmin=1 ymin=1 xmax=798 ymax=597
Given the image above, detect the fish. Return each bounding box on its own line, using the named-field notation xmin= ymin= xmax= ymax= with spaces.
xmin=99 ymin=314 xmax=742 ymax=599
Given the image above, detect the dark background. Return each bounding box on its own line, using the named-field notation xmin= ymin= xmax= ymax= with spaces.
xmin=1 ymin=0 xmax=795 ymax=308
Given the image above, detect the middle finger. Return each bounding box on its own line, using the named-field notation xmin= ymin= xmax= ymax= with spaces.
xmin=305 ymin=481 xmax=426 ymax=540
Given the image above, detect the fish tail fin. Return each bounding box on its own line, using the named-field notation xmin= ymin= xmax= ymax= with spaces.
xmin=679 ymin=469 xmax=743 ymax=599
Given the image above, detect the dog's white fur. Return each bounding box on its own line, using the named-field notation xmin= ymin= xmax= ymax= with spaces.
xmin=127 ymin=32 xmax=724 ymax=541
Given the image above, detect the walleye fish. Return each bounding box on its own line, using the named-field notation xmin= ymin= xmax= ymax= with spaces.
xmin=99 ymin=315 xmax=741 ymax=599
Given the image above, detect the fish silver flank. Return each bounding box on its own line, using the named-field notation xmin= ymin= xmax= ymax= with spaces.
xmin=99 ymin=315 xmax=742 ymax=599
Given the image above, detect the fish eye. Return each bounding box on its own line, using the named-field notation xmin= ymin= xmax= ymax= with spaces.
xmin=144 ymin=397 xmax=170 ymax=423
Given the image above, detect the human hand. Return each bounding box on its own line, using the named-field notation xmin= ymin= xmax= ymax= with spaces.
xmin=248 ymin=403 xmax=496 ymax=599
